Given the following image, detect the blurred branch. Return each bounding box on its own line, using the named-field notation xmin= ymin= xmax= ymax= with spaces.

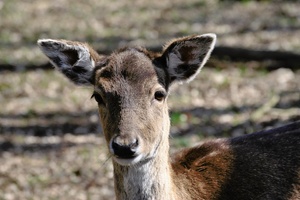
xmin=212 ymin=46 xmax=300 ymax=70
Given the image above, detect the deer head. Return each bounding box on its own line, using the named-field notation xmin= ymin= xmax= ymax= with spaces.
xmin=38 ymin=34 xmax=216 ymax=166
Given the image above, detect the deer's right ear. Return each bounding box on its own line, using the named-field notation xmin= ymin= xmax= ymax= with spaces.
xmin=37 ymin=39 xmax=100 ymax=86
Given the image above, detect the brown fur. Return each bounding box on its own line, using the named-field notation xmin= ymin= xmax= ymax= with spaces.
xmin=289 ymin=171 xmax=300 ymax=200
xmin=172 ymin=140 xmax=234 ymax=200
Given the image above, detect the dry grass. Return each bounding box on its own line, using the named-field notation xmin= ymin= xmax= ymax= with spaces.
xmin=1 ymin=0 xmax=300 ymax=65
xmin=1 ymin=0 xmax=300 ymax=199
xmin=0 ymin=135 xmax=115 ymax=200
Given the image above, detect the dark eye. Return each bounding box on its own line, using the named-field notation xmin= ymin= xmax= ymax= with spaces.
xmin=154 ymin=91 xmax=166 ymax=102
xmin=91 ymin=92 xmax=105 ymax=105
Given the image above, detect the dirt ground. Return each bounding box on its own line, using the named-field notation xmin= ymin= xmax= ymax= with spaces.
xmin=0 ymin=0 xmax=300 ymax=199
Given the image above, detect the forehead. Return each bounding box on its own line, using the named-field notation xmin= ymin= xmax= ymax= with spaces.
xmin=95 ymin=48 xmax=159 ymax=91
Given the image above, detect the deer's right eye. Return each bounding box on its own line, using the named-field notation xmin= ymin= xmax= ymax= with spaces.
xmin=91 ymin=92 xmax=105 ymax=105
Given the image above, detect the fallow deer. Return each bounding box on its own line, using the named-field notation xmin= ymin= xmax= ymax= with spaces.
xmin=37 ymin=34 xmax=300 ymax=200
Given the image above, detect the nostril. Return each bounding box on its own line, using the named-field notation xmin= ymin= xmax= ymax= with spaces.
xmin=111 ymin=138 xmax=138 ymax=159
xmin=130 ymin=139 xmax=138 ymax=149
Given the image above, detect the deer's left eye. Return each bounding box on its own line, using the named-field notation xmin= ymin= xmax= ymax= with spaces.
xmin=154 ymin=91 xmax=166 ymax=102
xmin=91 ymin=92 xmax=105 ymax=105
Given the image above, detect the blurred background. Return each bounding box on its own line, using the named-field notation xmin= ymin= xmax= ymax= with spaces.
xmin=0 ymin=0 xmax=299 ymax=199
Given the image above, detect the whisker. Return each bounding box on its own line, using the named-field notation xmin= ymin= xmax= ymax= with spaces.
xmin=100 ymin=154 xmax=113 ymax=169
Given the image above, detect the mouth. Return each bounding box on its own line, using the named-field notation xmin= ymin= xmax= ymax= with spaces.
xmin=113 ymin=154 xmax=144 ymax=166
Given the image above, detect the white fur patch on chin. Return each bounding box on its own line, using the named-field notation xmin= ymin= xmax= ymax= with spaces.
xmin=113 ymin=154 xmax=144 ymax=166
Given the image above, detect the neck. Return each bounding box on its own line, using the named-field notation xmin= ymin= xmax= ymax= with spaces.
xmin=113 ymin=139 xmax=179 ymax=200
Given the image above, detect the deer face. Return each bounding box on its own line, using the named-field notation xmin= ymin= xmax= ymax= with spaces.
xmin=93 ymin=48 xmax=170 ymax=165
xmin=38 ymin=34 xmax=216 ymax=166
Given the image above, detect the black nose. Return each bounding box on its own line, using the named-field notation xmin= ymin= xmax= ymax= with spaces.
xmin=111 ymin=138 xmax=138 ymax=159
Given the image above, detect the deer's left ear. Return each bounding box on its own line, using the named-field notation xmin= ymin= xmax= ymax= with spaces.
xmin=160 ymin=33 xmax=216 ymax=83
xmin=37 ymin=39 xmax=101 ymax=85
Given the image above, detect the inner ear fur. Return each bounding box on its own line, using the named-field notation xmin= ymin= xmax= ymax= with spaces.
xmin=37 ymin=39 xmax=101 ymax=85
xmin=160 ymin=33 xmax=216 ymax=83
